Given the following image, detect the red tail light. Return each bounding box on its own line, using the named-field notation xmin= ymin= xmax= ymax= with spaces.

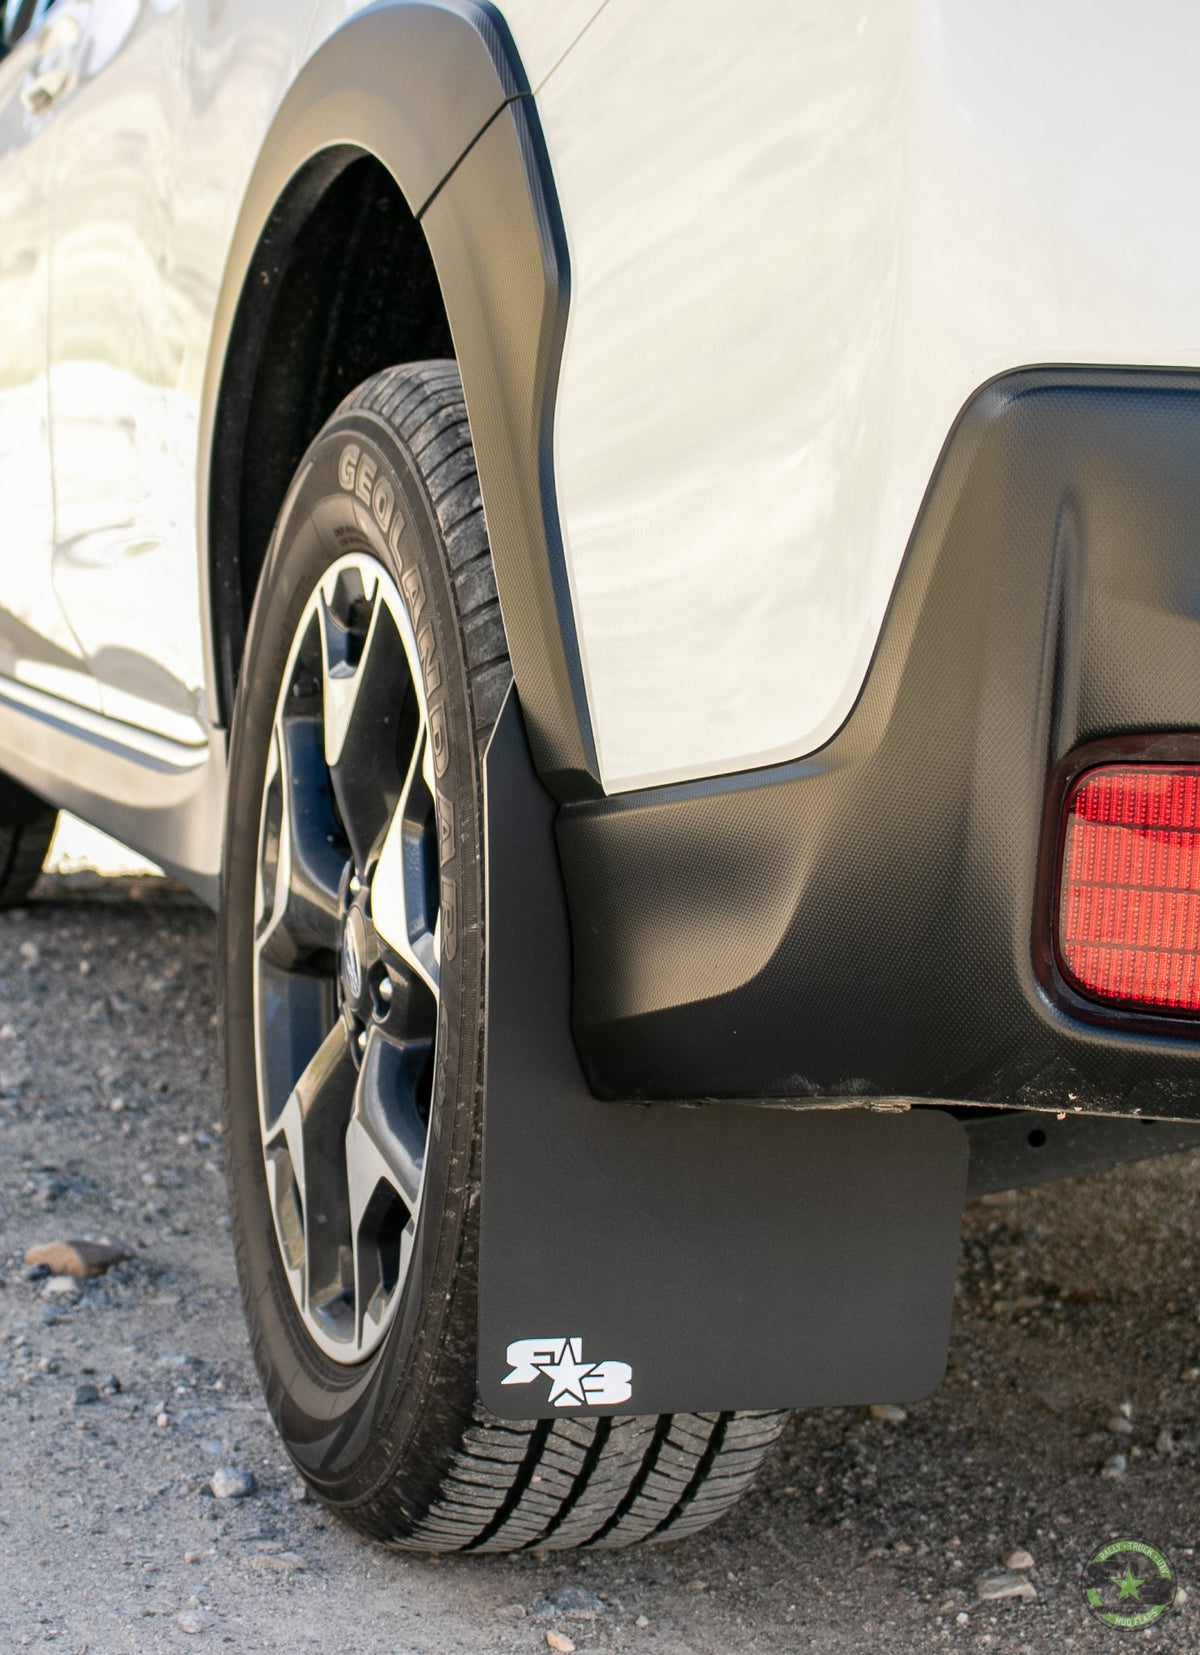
xmin=1058 ymin=764 xmax=1200 ymax=1013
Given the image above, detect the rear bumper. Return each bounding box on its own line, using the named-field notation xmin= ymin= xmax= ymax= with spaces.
xmin=558 ymin=369 xmax=1200 ymax=1118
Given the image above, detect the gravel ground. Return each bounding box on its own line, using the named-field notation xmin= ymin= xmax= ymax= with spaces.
xmin=1 ymin=872 xmax=1198 ymax=1652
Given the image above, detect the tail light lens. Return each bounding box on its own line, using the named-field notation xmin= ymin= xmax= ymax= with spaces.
xmin=1058 ymin=764 xmax=1200 ymax=1013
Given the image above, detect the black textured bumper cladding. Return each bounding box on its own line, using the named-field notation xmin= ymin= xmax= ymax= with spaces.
xmin=557 ymin=368 xmax=1200 ymax=1120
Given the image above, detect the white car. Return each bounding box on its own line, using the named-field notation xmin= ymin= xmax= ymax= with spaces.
xmin=3 ymin=0 xmax=1200 ymax=1552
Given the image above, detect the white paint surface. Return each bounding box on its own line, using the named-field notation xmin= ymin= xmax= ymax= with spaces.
xmin=537 ymin=0 xmax=1200 ymax=790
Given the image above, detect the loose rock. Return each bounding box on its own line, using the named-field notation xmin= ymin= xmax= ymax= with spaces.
xmin=23 ymin=1238 xmax=130 ymax=1279
xmin=869 ymin=1403 xmax=908 ymax=1423
xmin=544 ymin=1585 xmax=604 ymax=1618
xmin=251 ymin=1550 xmax=306 ymax=1573
xmin=546 ymin=1635 xmax=575 ymax=1655
xmin=210 ymin=1466 xmax=255 ymax=1499
xmin=43 ymin=1275 xmax=78 ymax=1297
xmin=1101 ymin=1453 xmax=1127 ymax=1479
xmin=1105 ymin=1413 xmax=1134 ymax=1435
xmin=72 ymin=1383 xmax=100 ymax=1407
xmin=1001 ymin=1548 xmax=1035 ymax=1572
xmin=177 ymin=1610 xmax=206 ymax=1634
xmin=975 ymin=1572 xmax=1037 ymax=1602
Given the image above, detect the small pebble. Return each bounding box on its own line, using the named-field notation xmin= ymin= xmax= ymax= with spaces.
xmin=210 ymin=1466 xmax=255 ymax=1499
xmin=546 ymin=1636 xmax=575 ymax=1655
xmin=1156 ymin=1428 xmax=1175 ymax=1455
xmin=1106 ymin=1414 xmax=1134 ymax=1435
xmin=36 ymin=1357 xmax=59 ymax=1374
xmin=975 ymin=1573 xmax=1036 ymax=1602
xmin=24 ymin=1239 xmax=129 ymax=1279
xmin=635 ymin=1614 xmax=650 ymax=1629
xmin=43 ymin=1276 xmax=79 ymax=1298
xmin=177 ymin=1611 xmax=206 ymax=1635
xmin=72 ymin=1383 xmax=99 ymax=1407
xmin=290 ymin=1478 xmax=312 ymax=1504
xmin=955 ymin=1612 xmax=970 ymax=1625
xmin=869 ymin=1403 xmax=907 ymax=1423
xmin=1002 ymin=1548 xmax=1034 ymax=1572
xmin=1101 ymin=1453 xmax=1127 ymax=1479
xmin=156 ymin=1412 xmax=171 ymax=1429
xmin=98 ymin=1373 xmax=121 ymax=1395
xmin=183 ymin=1551 xmax=201 ymax=1565
xmin=251 ymin=1551 xmax=306 ymax=1573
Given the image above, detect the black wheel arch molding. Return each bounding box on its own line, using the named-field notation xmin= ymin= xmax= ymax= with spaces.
xmin=201 ymin=0 xmax=601 ymax=804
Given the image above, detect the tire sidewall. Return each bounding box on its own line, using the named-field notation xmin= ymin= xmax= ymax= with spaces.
xmin=220 ymin=405 xmax=484 ymax=1505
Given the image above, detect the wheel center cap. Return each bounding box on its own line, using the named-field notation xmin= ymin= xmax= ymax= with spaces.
xmin=342 ymin=906 xmax=367 ymax=1002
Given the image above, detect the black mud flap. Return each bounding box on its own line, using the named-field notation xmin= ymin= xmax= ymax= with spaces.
xmin=478 ymin=693 xmax=968 ymax=1419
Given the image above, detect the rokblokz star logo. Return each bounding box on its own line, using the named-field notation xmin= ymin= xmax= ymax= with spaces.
xmin=502 ymin=1338 xmax=632 ymax=1407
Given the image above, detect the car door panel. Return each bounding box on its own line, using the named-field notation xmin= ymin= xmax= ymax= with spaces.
xmin=47 ymin=0 xmax=317 ymax=746
xmin=0 ymin=0 xmax=100 ymax=709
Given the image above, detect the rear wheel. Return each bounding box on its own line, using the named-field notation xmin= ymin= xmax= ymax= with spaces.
xmin=0 ymin=776 xmax=56 ymax=909
xmin=220 ymin=362 xmax=788 ymax=1550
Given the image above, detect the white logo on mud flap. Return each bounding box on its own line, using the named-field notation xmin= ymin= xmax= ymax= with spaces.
xmin=502 ymin=1338 xmax=632 ymax=1408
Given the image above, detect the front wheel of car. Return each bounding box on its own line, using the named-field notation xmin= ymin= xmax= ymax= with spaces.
xmin=220 ymin=362 xmax=788 ymax=1550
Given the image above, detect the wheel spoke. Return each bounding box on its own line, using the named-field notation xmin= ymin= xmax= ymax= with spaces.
xmin=346 ymin=1030 xmax=428 ymax=1344
xmin=263 ymin=1020 xmax=357 ymax=1326
xmin=320 ymin=569 xmax=416 ymax=871
xmin=256 ymin=719 xmax=343 ymax=970
xmin=353 ymin=1029 xmax=429 ymax=1211
xmin=371 ymin=725 xmax=440 ymax=998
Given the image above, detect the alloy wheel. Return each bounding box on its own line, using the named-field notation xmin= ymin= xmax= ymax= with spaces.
xmin=252 ymin=551 xmax=440 ymax=1363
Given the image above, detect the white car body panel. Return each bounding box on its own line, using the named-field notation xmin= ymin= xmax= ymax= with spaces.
xmin=47 ymin=0 xmax=317 ymax=746
xmin=312 ymin=0 xmax=603 ymax=90
xmin=535 ymin=0 xmax=1200 ymax=791
xmin=0 ymin=10 xmax=100 ymax=709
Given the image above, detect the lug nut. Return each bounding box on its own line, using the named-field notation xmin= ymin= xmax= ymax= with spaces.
xmin=356 ymin=1030 xmax=367 ymax=1051
xmin=349 ymin=874 xmax=362 ymax=895
xmin=378 ymin=977 xmax=393 ymax=1003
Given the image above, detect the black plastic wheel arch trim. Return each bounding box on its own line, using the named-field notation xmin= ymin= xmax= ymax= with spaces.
xmin=557 ymin=367 xmax=1200 ymax=1119
xmin=202 ymin=0 xmax=601 ymax=801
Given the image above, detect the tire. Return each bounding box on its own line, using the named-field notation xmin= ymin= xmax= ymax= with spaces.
xmin=0 ymin=776 xmax=56 ymax=909
xmin=220 ymin=361 xmax=788 ymax=1552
